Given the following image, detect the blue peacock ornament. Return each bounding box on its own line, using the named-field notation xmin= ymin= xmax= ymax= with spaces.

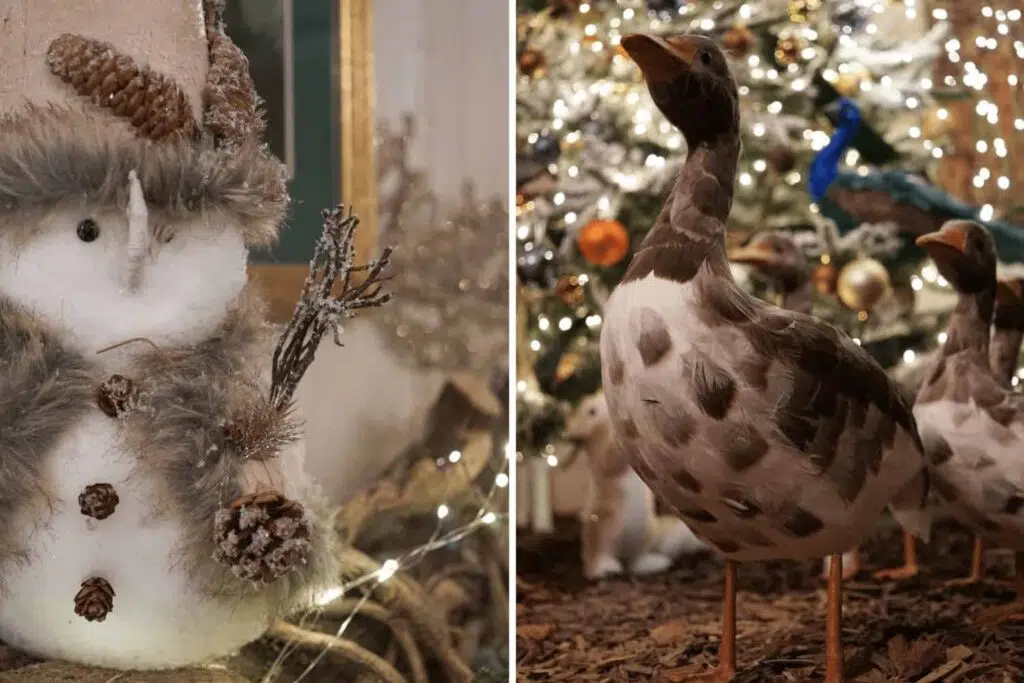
xmin=809 ymin=97 xmax=1024 ymax=262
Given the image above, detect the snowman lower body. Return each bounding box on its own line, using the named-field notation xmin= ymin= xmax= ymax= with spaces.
xmin=0 ymin=413 xmax=274 ymax=669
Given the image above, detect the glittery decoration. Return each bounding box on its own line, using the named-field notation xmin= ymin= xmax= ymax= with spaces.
xmin=375 ymin=117 xmax=508 ymax=375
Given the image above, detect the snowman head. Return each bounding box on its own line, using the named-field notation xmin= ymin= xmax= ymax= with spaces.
xmin=0 ymin=13 xmax=288 ymax=354
xmin=0 ymin=106 xmax=286 ymax=354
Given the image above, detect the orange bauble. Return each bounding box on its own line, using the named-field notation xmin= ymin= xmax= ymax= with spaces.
xmin=577 ymin=219 xmax=630 ymax=266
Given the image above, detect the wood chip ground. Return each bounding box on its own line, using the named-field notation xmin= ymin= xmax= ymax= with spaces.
xmin=517 ymin=518 xmax=1024 ymax=682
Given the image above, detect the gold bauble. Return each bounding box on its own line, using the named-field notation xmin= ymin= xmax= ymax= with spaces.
xmin=788 ymin=0 xmax=822 ymax=22
xmin=837 ymin=257 xmax=892 ymax=312
xmin=775 ymin=33 xmax=808 ymax=66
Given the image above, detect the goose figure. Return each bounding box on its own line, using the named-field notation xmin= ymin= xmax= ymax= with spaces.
xmin=946 ymin=276 xmax=1024 ymax=587
xmin=913 ymin=227 xmax=1024 ymax=621
xmin=600 ymin=33 xmax=931 ymax=682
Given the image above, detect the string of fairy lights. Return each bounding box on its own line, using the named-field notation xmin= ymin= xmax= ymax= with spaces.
xmin=517 ymin=0 xmax=1022 ymax=469
xmin=262 ymin=441 xmax=510 ymax=682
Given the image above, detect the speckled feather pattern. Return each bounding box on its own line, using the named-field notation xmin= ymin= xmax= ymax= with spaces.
xmin=120 ymin=286 xmax=337 ymax=608
xmin=0 ymin=106 xmax=287 ymax=247
xmin=0 ymin=298 xmax=95 ymax=578
xmin=602 ymin=267 xmax=930 ymax=561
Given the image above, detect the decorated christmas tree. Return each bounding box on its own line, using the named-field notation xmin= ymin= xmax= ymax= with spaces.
xmin=515 ymin=0 xmax=1024 ymax=467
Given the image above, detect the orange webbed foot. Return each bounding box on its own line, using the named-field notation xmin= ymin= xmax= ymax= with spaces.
xmin=872 ymin=563 xmax=920 ymax=581
xmin=942 ymin=573 xmax=985 ymax=589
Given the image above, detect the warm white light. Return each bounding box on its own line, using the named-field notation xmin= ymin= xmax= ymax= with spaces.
xmin=558 ymin=317 xmax=573 ymax=331
xmin=437 ymin=504 xmax=450 ymax=519
xmin=378 ymin=559 xmax=400 ymax=582
xmin=315 ymin=586 xmax=343 ymax=606
xmin=495 ymin=472 xmax=509 ymax=488
xmin=546 ymin=454 xmax=559 ymax=467
xmin=448 ymin=450 xmax=462 ymax=464
xmin=903 ymin=350 xmax=916 ymax=363
xmin=483 ymin=512 xmax=498 ymax=525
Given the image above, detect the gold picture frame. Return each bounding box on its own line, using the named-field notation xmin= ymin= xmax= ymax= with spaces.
xmin=249 ymin=0 xmax=379 ymax=322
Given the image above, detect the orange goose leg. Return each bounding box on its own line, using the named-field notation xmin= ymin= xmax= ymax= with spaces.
xmin=681 ymin=559 xmax=737 ymax=681
xmin=944 ymin=536 xmax=985 ymax=587
xmin=872 ymin=531 xmax=920 ymax=581
xmin=973 ymin=552 xmax=1024 ymax=628
xmin=825 ymin=552 xmax=847 ymax=683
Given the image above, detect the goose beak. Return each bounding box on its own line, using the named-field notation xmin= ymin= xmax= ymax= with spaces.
xmin=728 ymin=244 xmax=778 ymax=266
xmin=620 ymin=33 xmax=697 ymax=83
xmin=915 ymin=222 xmax=969 ymax=256
xmin=996 ymin=278 xmax=1024 ymax=306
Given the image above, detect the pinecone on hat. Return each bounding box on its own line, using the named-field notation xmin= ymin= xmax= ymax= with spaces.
xmin=46 ymin=33 xmax=198 ymax=140
xmin=213 ymin=491 xmax=312 ymax=583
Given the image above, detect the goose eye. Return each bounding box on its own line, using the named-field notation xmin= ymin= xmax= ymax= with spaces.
xmin=77 ymin=219 xmax=100 ymax=243
xmin=699 ymin=50 xmax=712 ymax=65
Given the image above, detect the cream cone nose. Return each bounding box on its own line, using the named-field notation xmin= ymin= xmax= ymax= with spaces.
xmin=123 ymin=170 xmax=151 ymax=293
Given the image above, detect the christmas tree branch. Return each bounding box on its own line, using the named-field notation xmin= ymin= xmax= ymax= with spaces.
xmin=270 ymin=206 xmax=393 ymax=412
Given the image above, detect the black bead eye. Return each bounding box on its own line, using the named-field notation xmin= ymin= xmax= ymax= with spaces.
xmin=699 ymin=50 xmax=712 ymax=65
xmin=77 ymin=219 xmax=100 ymax=243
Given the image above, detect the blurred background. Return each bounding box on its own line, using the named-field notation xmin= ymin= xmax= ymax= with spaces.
xmin=514 ymin=0 xmax=1024 ymax=529
xmin=226 ymin=2 xmax=510 ymax=681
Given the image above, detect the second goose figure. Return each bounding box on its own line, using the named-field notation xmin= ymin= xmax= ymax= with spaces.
xmin=914 ymin=224 xmax=1024 ymax=622
xmin=600 ymin=33 xmax=930 ymax=682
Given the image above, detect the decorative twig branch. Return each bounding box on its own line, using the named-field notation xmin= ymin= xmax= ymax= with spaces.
xmin=270 ymin=206 xmax=393 ymax=412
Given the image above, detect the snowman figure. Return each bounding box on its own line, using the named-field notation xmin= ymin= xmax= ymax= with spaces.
xmin=0 ymin=1 xmax=337 ymax=669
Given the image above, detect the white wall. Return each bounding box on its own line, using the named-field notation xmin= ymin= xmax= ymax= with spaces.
xmin=373 ymin=0 xmax=509 ymax=201
xmin=300 ymin=0 xmax=509 ymax=504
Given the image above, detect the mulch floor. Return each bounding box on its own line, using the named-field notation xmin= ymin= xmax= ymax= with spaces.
xmin=516 ymin=517 xmax=1024 ymax=682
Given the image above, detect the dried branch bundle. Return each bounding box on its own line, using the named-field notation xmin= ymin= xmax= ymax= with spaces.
xmin=270 ymin=207 xmax=393 ymax=413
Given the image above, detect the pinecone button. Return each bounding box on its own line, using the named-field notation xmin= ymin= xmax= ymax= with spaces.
xmin=213 ymin=491 xmax=311 ymax=583
xmin=74 ymin=577 xmax=115 ymax=622
xmin=96 ymin=375 xmax=138 ymax=418
xmin=79 ymin=483 xmax=119 ymax=520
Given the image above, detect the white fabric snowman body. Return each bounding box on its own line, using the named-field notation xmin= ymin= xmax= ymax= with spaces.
xmin=0 ymin=2 xmax=335 ymax=670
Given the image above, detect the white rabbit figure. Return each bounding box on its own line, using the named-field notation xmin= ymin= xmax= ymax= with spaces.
xmin=565 ymin=392 xmax=706 ymax=580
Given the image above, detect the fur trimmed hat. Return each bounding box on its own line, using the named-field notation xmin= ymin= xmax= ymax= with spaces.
xmin=0 ymin=0 xmax=287 ymax=247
